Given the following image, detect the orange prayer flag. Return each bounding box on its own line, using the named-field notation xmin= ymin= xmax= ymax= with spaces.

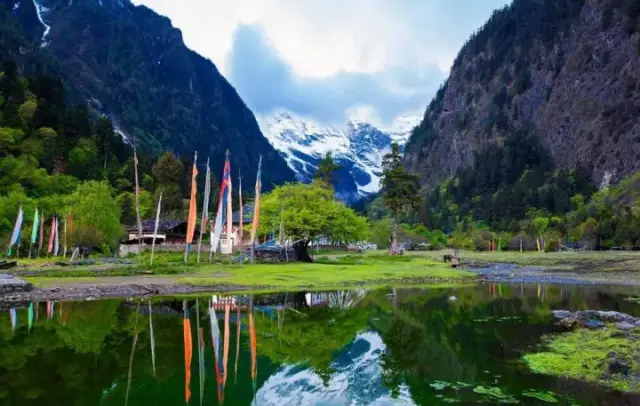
xmin=186 ymin=153 xmax=199 ymax=244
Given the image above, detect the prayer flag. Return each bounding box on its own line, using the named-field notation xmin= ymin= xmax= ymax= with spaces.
xmin=31 ymin=208 xmax=40 ymax=245
xmin=250 ymin=156 xmax=262 ymax=246
xmin=186 ymin=152 xmax=198 ymax=244
xmin=47 ymin=217 xmax=55 ymax=254
xmin=8 ymin=206 xmax=24 ymax=253
xmin=211 ymin=152 xmax=231 ymax=255
xmin=238 ymin=174 xmax=243 ymax=248
xmin=197 ymin=158 xmax=211 ymax=262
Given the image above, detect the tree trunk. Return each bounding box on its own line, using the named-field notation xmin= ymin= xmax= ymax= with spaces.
xmin=392 ymin=215 xmax=398 ymax=250
xmin=293 ymin=240 xmax=313 ymax=263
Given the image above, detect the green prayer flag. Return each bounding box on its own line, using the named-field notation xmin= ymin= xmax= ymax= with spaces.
xmin=497 ymin=238 xmax=502 ymax=252
xmin=31 ymin=208 xmax=40 ymax=244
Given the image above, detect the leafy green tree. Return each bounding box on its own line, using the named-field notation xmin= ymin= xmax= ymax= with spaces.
xmin=314 ymin=152 xmax=340 ymax=188
xmin=65 ymin=181 xmax=122 ymax=249
xmin=260 ymin=182 xmax=369 ymax=261
xmin=152 ymin=152 xmax=184 ymax=215
xmin=381 ymin=143 xmax=421 ymax=249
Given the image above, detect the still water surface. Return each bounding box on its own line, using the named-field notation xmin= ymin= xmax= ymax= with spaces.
xmin=2 ymin=284 xmax=640 ymax=405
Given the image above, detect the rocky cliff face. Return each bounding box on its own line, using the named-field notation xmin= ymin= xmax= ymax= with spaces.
xmin=405 ymin=0 xmax=640 ymax=189
xmin=1 ymin=0 xmax=295 ymax=186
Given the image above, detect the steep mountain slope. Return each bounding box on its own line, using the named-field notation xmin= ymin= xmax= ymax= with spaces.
xmin=2 ymin=0 xmax=295 ymax=186
xmin=405 ymin=0 xmax=640 ymax=189
xmin=259 ymin=112 xmax=419 ymax=202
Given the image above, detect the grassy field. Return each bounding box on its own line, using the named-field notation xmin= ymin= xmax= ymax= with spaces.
xmin=14 ymin=252 xmax=474 ymax=291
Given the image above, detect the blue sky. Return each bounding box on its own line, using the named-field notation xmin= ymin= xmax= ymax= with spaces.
xmin=133 ymin=0 xmax=510 ymax=126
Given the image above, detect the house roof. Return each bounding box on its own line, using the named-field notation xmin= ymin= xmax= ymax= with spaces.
xmin=126 ymin=220 xmax=187 ymax=233
xmin=212 ymin=204 xmax=254 ymax=224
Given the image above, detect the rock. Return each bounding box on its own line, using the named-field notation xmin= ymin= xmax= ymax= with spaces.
xmin=0 ymin=274 xmax=32 ymax=294
xmin=580 ymin=319 xmax=604 ymax=330
xmin=552 ymin=310 xmax=572 ymax=320
xmin=608 ymin=359 xmax=631 ymax=375
xmin=615 ymin=322 xmax=637 ymax=331
xmin=448 ymin=296 xmax=457 ymax=301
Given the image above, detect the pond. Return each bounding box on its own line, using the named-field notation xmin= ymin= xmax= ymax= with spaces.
xmin=2 ymin=284 xmax=640 ymax=405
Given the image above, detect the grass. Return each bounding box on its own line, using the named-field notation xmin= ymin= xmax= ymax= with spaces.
xmin=523 ymin=327 xmax=640 ymax=393
xmin=409 ymin=249 xmax=640 ymax=272
xmin=19 ymin=252 xmax=474 ymax=291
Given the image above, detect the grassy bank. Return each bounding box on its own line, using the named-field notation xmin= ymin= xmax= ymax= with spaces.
xmin=409 ymin=249 xmax=640 ymax=273
xmin=13 ymin=253 xmax=474 ymax=291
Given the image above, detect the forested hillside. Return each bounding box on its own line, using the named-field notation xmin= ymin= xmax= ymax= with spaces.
xmin=0 ymin=62 xmax=220 ymax=251
xmin=398 ymin=0 xmax=640 ymax=249
xmin=1 ymin=0 xmax=294 ymax=186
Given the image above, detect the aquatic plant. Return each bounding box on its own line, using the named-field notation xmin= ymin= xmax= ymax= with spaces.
xmin=523 ymin=327 xmax=640 ymax=393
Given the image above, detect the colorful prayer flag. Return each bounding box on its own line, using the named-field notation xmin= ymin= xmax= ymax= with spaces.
xmin=226 ymin=154 xmax=233 ymax=254
xmin=47 ymin=217 xmax=55 ymax=254
xmin=38 ymin=214 xmax=44 ymax=252
xmin=150 ymin=192 xmax=163 ymax=266
xmin=238 ymin=174 xmax=243 ymax=248
xmin=197 ymin=158 xmax=211 ymax=263
xmin=211 ymin=152 xmax=232 ymax=255
xmin=31 ymin=208 xmax=40 ymax=245
xmin=186 ymin=152 xmax=199 ymax=244
xmin=8 ymin=206 xmax=24 ymax=253
xmin=54 ymin=217 xmax=60 ymax=256
xmin=250 ymin=156 xmax=262 ymax=247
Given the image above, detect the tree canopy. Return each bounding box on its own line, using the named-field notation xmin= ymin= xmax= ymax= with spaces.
xmin=259 ymin=182 xmax=369 ymax=246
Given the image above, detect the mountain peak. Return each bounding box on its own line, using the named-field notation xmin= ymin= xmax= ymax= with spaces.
xmin=260 ymin=111 xmax=419 ymax=202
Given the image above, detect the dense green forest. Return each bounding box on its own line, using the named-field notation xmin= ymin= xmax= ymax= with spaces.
xmin=0 ymin=61 xmax=222 ymax=252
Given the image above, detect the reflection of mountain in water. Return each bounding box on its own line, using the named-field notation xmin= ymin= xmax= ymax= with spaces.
xmin=255 ymin=331 xmax=414 ymax=405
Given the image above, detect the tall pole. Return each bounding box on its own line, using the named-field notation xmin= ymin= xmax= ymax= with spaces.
xmin=197 ymin=158 xmax=210 ymax=264
xmin=133 ymin=148 xmax=143 ymax=246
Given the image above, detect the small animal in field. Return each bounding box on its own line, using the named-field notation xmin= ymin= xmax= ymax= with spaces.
xmin=443 ymin=254 xmax=452 ymax=263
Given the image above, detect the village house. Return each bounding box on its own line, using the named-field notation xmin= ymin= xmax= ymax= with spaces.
xmin=123 ymin=220 xmax=199 ymax=245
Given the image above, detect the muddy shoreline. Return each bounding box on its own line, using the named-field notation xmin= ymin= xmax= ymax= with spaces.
xmin=0 ymin=276 xmax=470 ymax=303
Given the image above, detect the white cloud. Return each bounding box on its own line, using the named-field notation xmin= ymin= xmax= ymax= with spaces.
xmin=132 ymin=0 xmax=510 ymax=124
xmin=132 ymin=0 xmax=509 ymax=77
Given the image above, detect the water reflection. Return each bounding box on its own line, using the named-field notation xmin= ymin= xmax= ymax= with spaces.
xmin=2 ymin=285 xmax=640 ymax=405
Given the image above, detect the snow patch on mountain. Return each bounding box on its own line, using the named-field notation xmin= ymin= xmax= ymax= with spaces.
xmin=255 ymin=331 xmax=415 ymax=405
xmin=259 ymin=112 xmax=420 ymax=202
xmin=31 ymin=0 xmax=51 ymax=46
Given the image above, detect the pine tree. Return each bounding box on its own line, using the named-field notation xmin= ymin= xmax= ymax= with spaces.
xmin=381 ymin=143 xmax=421 ymax=251
xmin=314 ymin=152 xmax=340 ymax=188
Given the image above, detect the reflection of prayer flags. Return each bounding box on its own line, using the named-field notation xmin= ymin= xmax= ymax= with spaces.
xmin=249 ymin=304 xmax=257 ymax=391
xmin=9 ymin=308 xmax=17 ymax=331
xmin=31 ymin=208 xmax=40 ymax=244
xmin=148 ymin=301 xmax=156 ymax=376
xmin=183 ymin=301 xmax=193 ymax=403
xmin=28 ymin=303 xmax=34 ymax=330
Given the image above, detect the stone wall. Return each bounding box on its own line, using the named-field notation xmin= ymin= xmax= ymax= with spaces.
xmin=119 ymin=244 xmax=213 ymax=257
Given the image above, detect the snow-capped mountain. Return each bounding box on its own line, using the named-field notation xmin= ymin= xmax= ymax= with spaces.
xmin=259 ymin=112 xmax=421 ymax=203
